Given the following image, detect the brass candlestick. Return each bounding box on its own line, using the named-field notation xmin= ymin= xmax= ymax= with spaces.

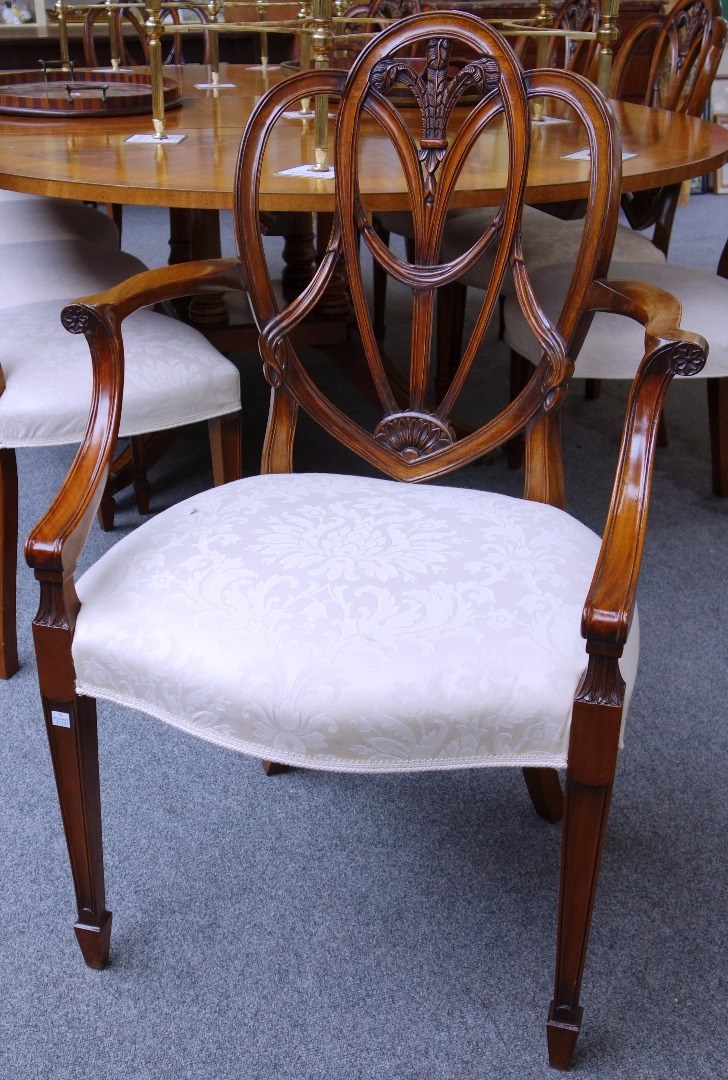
xmin=145 ymin=0 xmax=167 ymax=139
xmin=311 ymin=0 xmax=332 ymax=171
xmin=596 ymin=0 xmax=620 ymax=96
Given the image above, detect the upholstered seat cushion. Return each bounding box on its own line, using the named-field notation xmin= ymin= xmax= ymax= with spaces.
xmin=377 ymin=207 xmax=665 ymax=291
xmin=0 ymin=241 xmax=146 ymax=309
xmin=0 ymin=299 xmax=241 ymax=447
xmin=503 ymin=260 xmax=728 ymax=377
xmin=0 ymin=198 xmax=119 ymax=247
xmin=73 ymin=473 xmax=639 ymax=772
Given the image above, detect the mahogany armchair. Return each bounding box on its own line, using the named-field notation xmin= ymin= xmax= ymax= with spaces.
xmin=26 ymin=15 xmax=707 ymax=1070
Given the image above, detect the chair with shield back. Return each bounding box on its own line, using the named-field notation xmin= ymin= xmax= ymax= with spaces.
xmin=503 ymin=8 xmax=728 ymax=495
xmin=435 ymin=0 xmax=724 ymax=409
xmin=25 ymin=13 xmax=707 ymax=1069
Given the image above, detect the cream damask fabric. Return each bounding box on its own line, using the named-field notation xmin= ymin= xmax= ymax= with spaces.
xmin=0 ymin=199 xmax=119 ymax=247
xmin=0 ymin=241 xmax=147 ymax=310
xmin=504 ymin=261 xmax=728 ymax=377
xmin=0 ymin=299 xmax=241 ymax=448
xmin=74 ymin=473 xmax=639 ymax=772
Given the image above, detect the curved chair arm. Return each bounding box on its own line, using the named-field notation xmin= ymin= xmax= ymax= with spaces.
xmin=25 ymin=258 xmax=245 ymax=599
xmin=579 ymin=278 xmax=707 ymax=653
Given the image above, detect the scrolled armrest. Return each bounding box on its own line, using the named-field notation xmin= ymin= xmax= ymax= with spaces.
xmin=580 ymin=278 xmax=708 ymax=652
xmin=25 ymin=257 xmax=246 ymax=584
xmin=69 ymin=257 xmax=246 ymax=323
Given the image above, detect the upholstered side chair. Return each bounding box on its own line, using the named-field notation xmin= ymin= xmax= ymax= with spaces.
xmin=1 ymin=253 xmax=243 ymax=678
xmin=26 ymin=15 xmax=706 ymax=1071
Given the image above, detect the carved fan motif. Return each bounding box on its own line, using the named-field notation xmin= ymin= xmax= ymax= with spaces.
xmin=373 ymin=412 xmax=455 ymax=459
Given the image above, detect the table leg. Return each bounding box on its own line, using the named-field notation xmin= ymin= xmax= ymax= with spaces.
xmin=281 ymin=212 xmax=316 ymax=302
xmin=187 ymin=209 xmax=229 ymax=328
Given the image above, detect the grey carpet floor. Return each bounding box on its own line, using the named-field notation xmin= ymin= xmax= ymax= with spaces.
xmin=1 ymin=195 xmax=727 ymax=1080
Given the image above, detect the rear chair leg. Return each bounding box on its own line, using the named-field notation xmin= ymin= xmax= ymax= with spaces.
xmin=42 ymin=693 xmax=111 ymax=969
xmin=547 ymin=655 xmax=623 ymax=1069
xmin=0 ymin=447 xmax=19 ymax=678
xmin=208 ymin=413 xmax=243 ymax=486
xmin=707 ymin=378 xmax=727 ymax=496
xmin=523 ymin=767 xmax=563 ymax=823
xmin=262 ymin=760 xmax=292 ymax=776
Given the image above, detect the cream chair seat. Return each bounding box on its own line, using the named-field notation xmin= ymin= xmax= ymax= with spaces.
xmin=0 ymin=190 xmax=119 ymax=247
xmin=0 ymin=240 xmax=143 ymax=308
xmin=72 ymin=472 xmax=639 ymax=771
xmin=0 ymin=284 xmax=242 ymax=679
xmin=0 ymin=298 xmax=241 ymax=448
xmin=503 ymin=260 xmax=728 ymax=493
xmin=379 ymin=205 xmax=666 ymax=288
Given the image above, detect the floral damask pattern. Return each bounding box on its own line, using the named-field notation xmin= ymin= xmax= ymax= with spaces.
xmin=73 ymin=473 xmax=639 ymax=771
xmin=0 ymin=299 xmax=241 ymax=448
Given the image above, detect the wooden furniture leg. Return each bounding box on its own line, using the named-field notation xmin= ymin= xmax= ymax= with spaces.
xmin=506 ymin=350 xmax=531 ymax=469
xmin=208 ymin=414 xmax=243 ymax=487
xmin=436 ymin=280 xmax=467 ymax=402
xmin=168 ymin=207 xmax=192 ymax=266
xmin=584 ymin=378 xmax=601 ymax=400
xmin=42 ymin=691 xmax=111 ymax=969
xmin=281 ymin=212 xmax=316 ymax=302
xmin=372 ymin=218 xmax=390 ymax=340
xmin=523 ymin=767 xmax=564 ymax=823
xmin=262 ymin=760 xmax=292 ymax=775
xmin=96 ymin=430 xmax=179 ymax=532
xmin=707 ymin=378 xmax=727 ymax=496
xmin=0 ymin=447 xmax=19 ymax=678
xmin=315 ymin=212 xmax=354 ymax=321
xmin=547 ymin=658 xmax=623 ymax=1069
xmin=188 ymin=210 xmax=229 ymax=328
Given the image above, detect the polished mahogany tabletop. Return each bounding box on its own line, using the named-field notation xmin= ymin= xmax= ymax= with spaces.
xmin=1 ymin=63 xmax=728 ymax=212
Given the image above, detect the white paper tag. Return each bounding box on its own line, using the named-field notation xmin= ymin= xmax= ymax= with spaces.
xmin=124 ymin=133 xmax=188 ymax=144
xmin=51 ymin=710 xmax=71 ymax=728
xmin=247 ymin=64 xmax=281 ymax=71
xmin=564 ymin=148 xmax=637 ymax=161
xmin=531 ymin=116 xmax=569 ymax=125
xmin=282 ymin=111 xmax=337 ymax=121
xmin=276 ymin=164 xmax=335 ymax=178
xmin=194 ymin=82 xmax=237 ymax=90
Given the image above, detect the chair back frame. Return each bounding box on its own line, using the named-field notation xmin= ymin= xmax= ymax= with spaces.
xmin=237 ymin=13 xmax=621 ymax=503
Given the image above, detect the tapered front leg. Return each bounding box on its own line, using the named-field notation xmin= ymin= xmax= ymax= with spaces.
xmin=0 ymin=447 xmax=19 ymax=678
xmin=42 ymin=692 xmax=111 ymax=969
xmin=547 ymin=655 xmax=623 ymax=1070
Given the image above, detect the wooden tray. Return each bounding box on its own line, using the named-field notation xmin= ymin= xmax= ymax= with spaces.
xmin=0 ymin=68 xmax=182 ymax=118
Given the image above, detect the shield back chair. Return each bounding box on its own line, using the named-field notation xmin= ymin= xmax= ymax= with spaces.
xmin=612 ymin=0 xmax=723 ymax=256
xmin=434 ymin=0 xmax=725 ymax=401
xmin=545 ymin=0 xmax=601 ymax=80
xmin=26 ymin=14 xmax=707 ymax=1070
xmin=503 ymin=244 xmax=728 ymax=496
xmin=82 ymin=5 xmax=150 ymax=68
xmin=0 ymin=250 xmax=243 ymax=679
xmin=83 ymin=4 xmax=212 ymax=68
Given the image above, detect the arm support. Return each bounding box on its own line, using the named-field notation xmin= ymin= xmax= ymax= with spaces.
xmin=580 ymin=278 xmax=707 ymax=653
xmin=25 ymin=258 xmax=245 ymax=589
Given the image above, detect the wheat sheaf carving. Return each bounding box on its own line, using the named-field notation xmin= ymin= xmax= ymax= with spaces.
xmin=369 ymin=39 xmax=500 ymax=203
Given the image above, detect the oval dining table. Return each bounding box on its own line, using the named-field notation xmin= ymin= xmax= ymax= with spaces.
xmin=1 ymin=62 xmax=728 ymax=210
xmin=1 ymin=60 xmax=728 ymax=348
